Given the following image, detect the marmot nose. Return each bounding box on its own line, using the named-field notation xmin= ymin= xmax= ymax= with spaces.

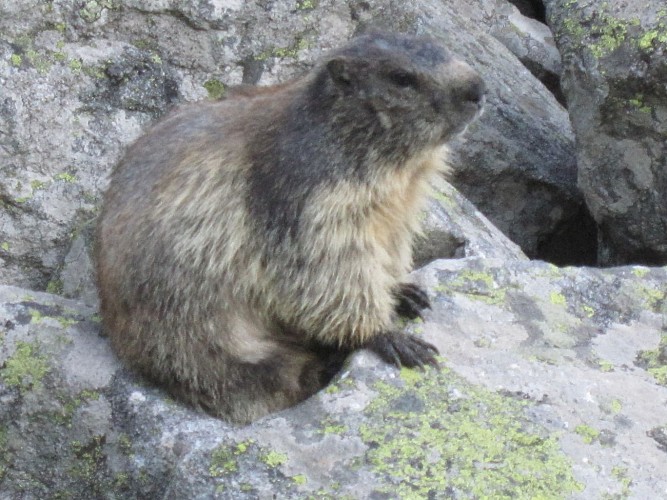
xmin=462 ymin=77 xmax=486 ymax=106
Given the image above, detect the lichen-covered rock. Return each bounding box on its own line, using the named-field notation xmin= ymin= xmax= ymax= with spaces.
xmin=2 ymin=258 xmax=666 ymax=498
xmin=545 ymin=0 xmax=667 ymax=265
xmin=0 ymin=0 xmax=584 ymax=297
xmin=0 ymin=286 xmax=118 ymax=497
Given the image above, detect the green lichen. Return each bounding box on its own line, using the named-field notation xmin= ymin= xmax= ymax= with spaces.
xmin=262 ymin=450 xmax=288 ymax=468
xmin=324 ymin=376 xmax=356 ymax=395
xmin=131 ymin=38 xmax=159 ymax=51
xmin=239 ymin=482 xmax=253 ymax=492
xmin=54 ymin=50 xmax=67 ymax=63
xmin=574 ymin=424 xmax=600 ymax=444
xmin=296 ymin=0 xmax=317 ymax=9
xmin=550 ymin=291 xmax=567 ymax=307
xmin=360 ymin=365 xmax=582 ymax=498
xmin=25 ymin=49 xmax=52 ymax=73
xmin=273 ymin=37 xmax=310 ymax=58
xmin=637 ymin=335 xmax=667 ymax=386
xmin=69 ymin=58 xmax=83 ymax=72
xmin=53 ymin=172 xmax=76 ymax=184
xmin=69 ymin=435 xmax=106 ymax=482
xmin=117 ymin=433 xmax=133 ymax=455
xmin=209 ymin=446 xmax=239 ymax=476
xmin=8 ymin=32 xmax=95 ymax=76
xmin=473 ymin=337 xmax=491 ymax=348
xmin=30 ymin=179 xmax=47 ymax=191
xmin=562 ymin=18 xmax=587 ymax=45
xmin=56 ymin=315 xmax=78 ymax=328
xmin=0 ymin=426 xmax=7 ymax=480
xmin=320 ymin=420 xmax=347 ymax=435
xmin=256 ymin=36 xmax=311 ymax=61
xmin=638 ymin=30 xmax=667 ymax=50
xmin=610 ymin=466 xmax=632 ymax=497
xmin=1 ymin=341 xmax=50 ymax=393
xmin=597 ymin=359 xmax=614 ymax=372
xmin=324 ymin=383 xmax=341 ymax=394
xmin=52 ymin=389 xmax=101 ymax=426
xmin=447 ymin=270 xmax=507 ymax=305
xmin=29 ymin=308 xmax=44 ymax=323
xmin=80 ymin=389 xmax=100 ymax=401
xmin=633 ymin=268 xmax=650 ymax=278
xmin=610 ymin=399 xmax=623 ymax=414
xmin=588 ymin=16 xmax=631 ymax=58
xmin=292 ymin=474 xmax=308 ymax=485
xmin=235 ymin=441 xmax=250 ymax=454
xmin=635 ymin=284 xmax=666 ymax=311
xmin=79 ymin=0 xmax=114 ymax=23
xmin=432 ymin=189 xmax=456 ymax=208
xmin=46 ymin=279 xmax=64 ymax=295
xmin=203 ymin=79 xmax=226 ymax=100
xmin=209 ymin=440 xmax=254 ymax=477
xmin=628 ymin=94 xmax=652 ymax=114
xmin=1 ymin=242 xmax=9 ymax=251
xmin=114 ymin=472 xmax=129 ymax=489
xmin=82 ymin=64 xmax=106 ymax=79
xmin=582 ymin=305 xmax=595 ymax=318
xmin=648 ymin=366 xmax=667 ymax=386
xmin=560 ymin=7 xmax=667 ymax=59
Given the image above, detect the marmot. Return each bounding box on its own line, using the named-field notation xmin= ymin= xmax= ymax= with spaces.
xmin=95 ymin=32 xmax=485 ymax=424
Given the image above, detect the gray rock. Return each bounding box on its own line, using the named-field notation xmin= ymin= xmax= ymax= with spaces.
xmin=0 ymin=0 xmax=588 ymax=297
xmin=2 ymin=258 xmax=667 ymax=498
xmin=415 ymin=174 xmax=528 ymax=265
xmin=545 ymin=0 xmax=667 ymax=265
xmin=471 ymin=0 xmax=565 ymax=104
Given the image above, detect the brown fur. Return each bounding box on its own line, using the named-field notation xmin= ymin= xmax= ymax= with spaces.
xmin=95 ymin=32 xmax=484 ymax=424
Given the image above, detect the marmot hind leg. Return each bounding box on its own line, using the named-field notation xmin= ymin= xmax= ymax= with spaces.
xmin=165 ymin=345 xmax=348 ymax=424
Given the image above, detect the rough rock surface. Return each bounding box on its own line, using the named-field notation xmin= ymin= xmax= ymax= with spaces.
xmin=546 ymin=0 xmax=667 ymax=265
xmin=469 ymin=0 xmax=565 ymax=103
xmin=1 ymin=259 xmax=666 ymax=498
xmin=417 ymin=175 xmax=528 ymax=266
xmin=0 ymin=0 xmax=584 ymax=297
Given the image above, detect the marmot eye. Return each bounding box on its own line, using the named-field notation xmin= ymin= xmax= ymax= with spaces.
xmin=387 ymin=70 xmax=419 ymax=88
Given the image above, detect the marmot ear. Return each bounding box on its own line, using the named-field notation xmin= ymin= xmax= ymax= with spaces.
xmin=326 ymin=57 xmax=354 ymax=89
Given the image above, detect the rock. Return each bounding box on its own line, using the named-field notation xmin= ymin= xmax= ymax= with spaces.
xmin=475 ymin=0 xmax=565 ymax=104
xmin=545 ymin=0 xmax=667 ymax=265
xmin=2 ymin=258 xmax=667 ymax=498
xmin=0 ymin=0 xmax=589 ymax=297
xmin=415 ymin=174 xmax=528 ymax=265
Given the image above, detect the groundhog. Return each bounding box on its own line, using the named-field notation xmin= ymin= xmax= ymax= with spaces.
xmin=95 ymin=32 xmax=485 ymax=424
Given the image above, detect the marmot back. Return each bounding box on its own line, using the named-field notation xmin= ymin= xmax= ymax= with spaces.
xmin=95 ymin=32 xmax=485 ymax=424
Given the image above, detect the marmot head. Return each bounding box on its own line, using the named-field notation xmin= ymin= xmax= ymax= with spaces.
xmin=313 ymin=32 xmax=485 ymax=153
